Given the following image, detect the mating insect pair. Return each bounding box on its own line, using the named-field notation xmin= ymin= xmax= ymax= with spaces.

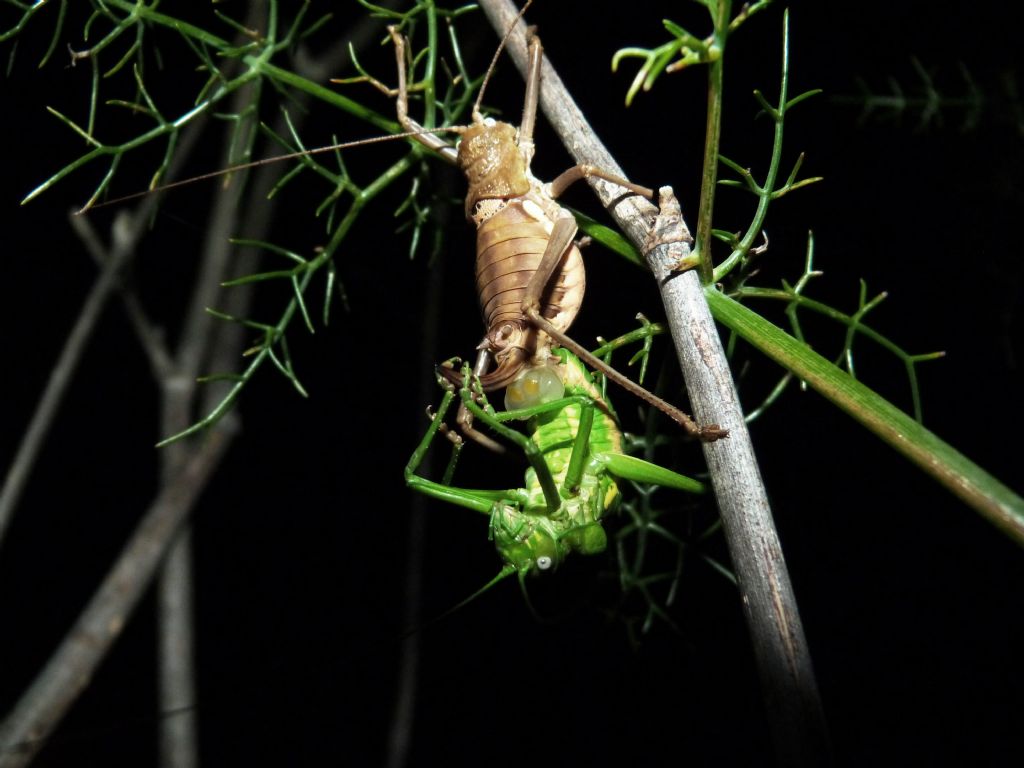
xmin=405 ymin=346 xmax=705 ymax=583
xmin=392 ymin=7 xmax=724 ymax=583
xmin=47 ymin=1 xmax=724 ymax=581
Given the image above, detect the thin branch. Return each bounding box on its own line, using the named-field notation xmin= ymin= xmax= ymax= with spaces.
xmin=0 ymin=425 xmax=236 ymax=768
xmin=68 ymin=211 xmax=174 ymax=380
xmin=156 ymin=531 xmax=198 ymax=768
xmin=67 ymin=195 xmax=205 ymax=768
xmin=0 ymin=226 xmax=143 ymax=543
xmin=0 ymin=116 xmax=207 ymax=545
xmin=644 ymin=189 xmax=830 ymax=765
xmin=154 ymin=3 xmax=271 ymax=760
xmin=152 ymin=107 xmax=251 ymax=768
xmin=475 ymin=1 xmax=830 ymax=764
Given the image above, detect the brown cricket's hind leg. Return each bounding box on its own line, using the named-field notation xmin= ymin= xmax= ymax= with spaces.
xmin=520 ymin=217 xmax=727 ymax=442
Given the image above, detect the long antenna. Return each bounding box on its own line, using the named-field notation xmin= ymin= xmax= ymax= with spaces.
xmin=405 ymin=565 xmax=517 ymax=636
xmin=471 ymin=0 xmax=534 ymax=121
xmin=76 ymin=127 xmax=460 ymax=214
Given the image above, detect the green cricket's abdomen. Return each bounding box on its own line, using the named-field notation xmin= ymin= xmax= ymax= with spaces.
xmin=517 ymin=350 xmax=623 ymax=558
xmin=530 ymin=349 xmax=622 ymax=463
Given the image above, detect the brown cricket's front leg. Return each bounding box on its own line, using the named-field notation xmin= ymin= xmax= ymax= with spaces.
xmin=388 ymin=26 xmax=458 ymax=162
xmin=547 ymin=165 xmax=653 ymax=201
xmin=521 ymin=217 xmax=728 ymax=442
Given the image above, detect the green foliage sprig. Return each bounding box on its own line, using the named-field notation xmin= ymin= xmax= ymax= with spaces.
xmin=605 ymin=6 xmax=1024 ymax=542
xmin=8 ymin=0 xmax=482 ymax=446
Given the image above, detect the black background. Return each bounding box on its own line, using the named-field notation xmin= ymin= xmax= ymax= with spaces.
xmin=2 ymin=1 xmax=1022 ymax=766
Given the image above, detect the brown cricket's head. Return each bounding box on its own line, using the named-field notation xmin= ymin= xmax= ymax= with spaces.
xmin=474 ymin=320 xmax=551 ymax=392
xmin=456 ymin=120 xmax=530 ymax=220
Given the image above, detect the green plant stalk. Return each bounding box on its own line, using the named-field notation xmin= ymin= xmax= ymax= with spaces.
xmin=706 ymin=288 xmax=1024 ymax=546
xmin=693 ymin=0 xmax=730 ymax=284
xmin=712 ymin=10 xmax=820 ymax=284
xmin=99 ymin=0 xmax=237 ymax=50
xmin=422 ymin=0 xmax=439 ymax=129
xmin=21 ymin=5 xmax=400 ymax=208
xmin=256 ymin=60 xmax=399 ymax=135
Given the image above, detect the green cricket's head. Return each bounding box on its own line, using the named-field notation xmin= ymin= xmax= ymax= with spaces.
xmin=494 ymin=526 xmax=562 ymax=575
xmin=494 ymin=521 xmax=609 ymax=575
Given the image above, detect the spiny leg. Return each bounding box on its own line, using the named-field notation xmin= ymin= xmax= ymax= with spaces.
xmin=548 ymin=164 xmax=654 ymax=201
xmin=516 ymin=27 xmax=543 ymax=165
xmin=457 ymin=387 xmax=565 ymax=515
xmin=507 ymin=39 xmax=716 ymax=438
xmin=451 ymin=348 xmax=508 ymax=454
xmin=519 ymin=31 xmax=652 ymax=200
xmin=518 ymin=219 xmax=728 ymax=441
xmin=388 ymin=26 xmax=459 ymax=162
xmin=404 ymin=387 xmax=505 ymax=513
xmin=530 ymin=305 xmax=727 ymax=440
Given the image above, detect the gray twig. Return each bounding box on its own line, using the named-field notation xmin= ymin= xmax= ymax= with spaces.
xmin=0 ymin=426 xmax=235 ymax=768
xmin=476 ymin=1 xmax=830 ymax=764
xmin=0 ymin=10 xmax=271 ymax=765
xmin=644 ymin=189 xmax=830 ymax=765
xmin=0 ymin=225 xmax=138 ymax=544
xmin=157 ymin=531 xmax=198 ymax=768
xmin=0 ymin=117 xmax=196 ymax=544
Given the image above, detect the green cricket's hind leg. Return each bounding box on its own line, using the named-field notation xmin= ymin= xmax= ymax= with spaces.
xmin=562 ymin=398 xmax=596 ymax=494
xmin=604 ymin=447 xmax=713 ymax=638
xmin=594 ymin=452 xmax=706 ymax=495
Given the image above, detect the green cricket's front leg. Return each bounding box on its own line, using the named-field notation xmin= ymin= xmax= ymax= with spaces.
xmin=404 ymin=387 xmax=520 ymax=515
xmin=404 ymin=367 xmax=567 ymax=576
xmin=457 ymin=383 xmax=569 ymax=516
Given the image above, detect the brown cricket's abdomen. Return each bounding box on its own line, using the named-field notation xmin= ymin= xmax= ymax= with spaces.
xmin=475 ymin=200 xmax=585 ymax=338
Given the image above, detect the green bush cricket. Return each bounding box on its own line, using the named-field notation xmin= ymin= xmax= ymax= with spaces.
xmin=405 ymin=346 xmax=705 ymax=588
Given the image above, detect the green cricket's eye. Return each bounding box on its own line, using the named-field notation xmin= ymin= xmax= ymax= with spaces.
xmin=529 ymin=532 xmax=559 ymax=573
xmin=504 ymin=364 xmax=564 ymax=412
xmin=497 ymin=529 xmax=559 ymax=573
